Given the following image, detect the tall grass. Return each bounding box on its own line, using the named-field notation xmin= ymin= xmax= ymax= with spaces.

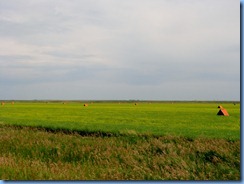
xmin=0 ymin=125 xmax=240 ymax=180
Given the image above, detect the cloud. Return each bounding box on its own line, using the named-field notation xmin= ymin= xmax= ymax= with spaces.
xmin=0 ymin=0 xmax=240 ymax=100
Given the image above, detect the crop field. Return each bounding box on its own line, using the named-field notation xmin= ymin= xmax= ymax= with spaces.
xmin=0 ymin=101 xmax=240 ymax=180
xmin=0 ymin=101 xmax=240 ymax=139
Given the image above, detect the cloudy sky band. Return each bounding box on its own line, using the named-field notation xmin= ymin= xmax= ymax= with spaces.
xmin=0 ymin=0 xmax=240 ymax=100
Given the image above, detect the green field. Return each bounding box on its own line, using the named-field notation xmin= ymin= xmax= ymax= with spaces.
xmin=0 ymin=101 xmax=240 ymax=139
xmin=0 ymin=101 xmax=240 ymax=180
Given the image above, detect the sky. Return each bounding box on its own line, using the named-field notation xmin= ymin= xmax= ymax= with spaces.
xmin=0 ymin=0 xmax=240 ymax=101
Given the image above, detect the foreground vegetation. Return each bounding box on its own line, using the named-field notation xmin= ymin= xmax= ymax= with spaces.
xmin=0 ymin=125 xmax=240 ymax=180
xmin=0 ymin=101 xmax=240 ymax=180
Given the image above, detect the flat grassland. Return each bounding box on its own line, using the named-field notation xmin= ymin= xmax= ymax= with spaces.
xmin=0 ymin=101 xmax=240 ymax=180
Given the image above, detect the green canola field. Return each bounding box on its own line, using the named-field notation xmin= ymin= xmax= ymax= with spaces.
xmin=0 ymin=101 xmax=240 ymax=139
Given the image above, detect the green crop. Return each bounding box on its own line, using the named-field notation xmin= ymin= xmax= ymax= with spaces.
xmin=0 ymin=101 xmax=240 ymax=139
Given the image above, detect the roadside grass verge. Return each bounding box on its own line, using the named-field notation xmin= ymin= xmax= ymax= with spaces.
xmin=0 ymin=125 xmax=240 ymax=180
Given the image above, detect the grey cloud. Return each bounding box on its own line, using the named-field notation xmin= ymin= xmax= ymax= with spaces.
xmin=0 ymin=60 xmax=110 ymax=86
xmin=0 ymin=0 xmax=240 ymax=100
xmin=43 ymin=51 xmax=100 ymax=60
xmin=0 ymin=54 xmax=33 ymax=61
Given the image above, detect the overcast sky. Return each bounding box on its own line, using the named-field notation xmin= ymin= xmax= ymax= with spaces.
xmin=0 ymin=0 xmax=240 ymax=101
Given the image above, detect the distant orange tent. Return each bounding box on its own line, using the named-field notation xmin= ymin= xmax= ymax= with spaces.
xmin=217 ymin=109 xmax=229 ymax=116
